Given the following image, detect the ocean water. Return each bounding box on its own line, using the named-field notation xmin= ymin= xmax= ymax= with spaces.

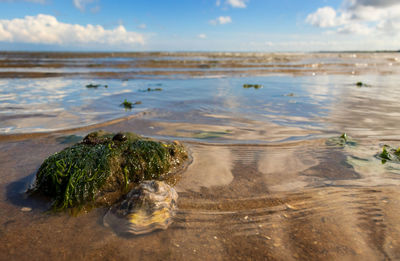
xmin=1 ymin=52 xmax=400 ymax=260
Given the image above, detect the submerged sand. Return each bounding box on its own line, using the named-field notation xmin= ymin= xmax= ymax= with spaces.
xmin=1 ymin=120 xmax=400 ymax=260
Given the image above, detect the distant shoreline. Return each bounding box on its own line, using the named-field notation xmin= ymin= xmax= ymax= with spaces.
xmin=0 ymin=50 xmax=399 ymax=55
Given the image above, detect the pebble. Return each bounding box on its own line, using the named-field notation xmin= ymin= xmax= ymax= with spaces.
xmin=21 ymin=207 xmax=32 ymax=212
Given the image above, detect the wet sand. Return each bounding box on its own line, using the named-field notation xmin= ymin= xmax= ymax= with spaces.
xmin=1 ymin=52 xmax=400 ymax=260
xmin=2 ymin=122 xmax=400 ymax=260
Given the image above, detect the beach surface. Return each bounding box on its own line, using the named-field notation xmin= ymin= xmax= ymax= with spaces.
xmin=1 ymin=52 xmax=400 ymax=260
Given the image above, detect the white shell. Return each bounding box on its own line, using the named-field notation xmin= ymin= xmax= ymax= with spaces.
xmin=104 ymin=180 xmax=178 ymax=235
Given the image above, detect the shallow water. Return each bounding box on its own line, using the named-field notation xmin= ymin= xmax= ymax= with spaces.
xmin=1 ymin=52 xmax=400 ymax=260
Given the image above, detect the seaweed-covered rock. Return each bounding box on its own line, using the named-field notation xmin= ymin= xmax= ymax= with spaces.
xmin=30 ymin=131 xmax=188 ymax=210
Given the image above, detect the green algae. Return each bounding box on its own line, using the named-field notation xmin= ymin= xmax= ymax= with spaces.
xmin=243 ymin=84 xmax=263 ymax=89
xmin=30 ymin=131 xmax=188 ymax=211
xmin=355 ymin=82 xmax=370 ymax=87
xmin=140 ymin=87 xmax=163 ymax=92
xmin=326 ymin=133 xmax=357 ymax=147
xmin=193 ymin=130 xmax=231 ymax=139
xmin=380 ymin=146 xmax=391 ymax=160
xmin=86 ymin=83 xmax=100 ymax=88
xmin=86 ymin=83 xmax=108 ymax=89
xmin=377 ymin=145 xmax=400 ymax=164
xmin=121 ymin=99 xmax=132 ymax=109
xmin=121 ymin=99 xmax=142 ymax=109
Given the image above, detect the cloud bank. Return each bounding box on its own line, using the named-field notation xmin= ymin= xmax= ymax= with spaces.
xmin=306 ymin=0 xmax=400 ymax=36
xmin=0 ymin=14 xmax=144 ymax=47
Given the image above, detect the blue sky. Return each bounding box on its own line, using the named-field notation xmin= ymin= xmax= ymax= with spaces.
xmin=0 ymin=0 xmax=398 ymax=51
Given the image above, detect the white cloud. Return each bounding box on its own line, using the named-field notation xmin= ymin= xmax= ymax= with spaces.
xmin=0 ymin=14 xmax=145 ymax=47
xmin=198 ymin=34 xmax=207 ymax=39
xmin=218 ymin=16 xmax=232 ymax=24
xmin=336 ymin=23 xmax=372 ymax=34
xmin=347 ymin=0 xmax=399 ymax=8
xmin=226 ymin=0 xmax=247 ymax=8
xmin=306 ymin=0 xmax=400 ymax=36
xmin=138 ymin=23 xmax=146 ymax=29
xmin=210 ymin=16 xmax=232 ymax=25
xmin=73 ymin=0 xmax=95 ymax=12
xmin=306 ymin=7 xmax=344 ymax=27
xmin=216 ymin=0 xmax=221 ymax=7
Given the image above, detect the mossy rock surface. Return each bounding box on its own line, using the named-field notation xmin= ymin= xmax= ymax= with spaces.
xmin=30 ymin=131 xmax=188 ymax=211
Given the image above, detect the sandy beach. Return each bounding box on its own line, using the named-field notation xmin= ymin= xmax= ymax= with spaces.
xmin=1 ymin=52 xmax=400 ymax=260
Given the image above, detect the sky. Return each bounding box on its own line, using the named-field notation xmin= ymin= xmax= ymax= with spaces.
xmin=0 ymin=0 xmax=399 ymax=52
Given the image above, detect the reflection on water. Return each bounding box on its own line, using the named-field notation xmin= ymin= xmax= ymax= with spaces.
xmin=0 ymin=78 xmax=143 ymax=133
xmin=4 ymin=73 xmax=400 ymax=138
xmin=176 ymin=146 xmax=233 ymax=192
xmin=1 ymin=52 xmax=400 ymax=260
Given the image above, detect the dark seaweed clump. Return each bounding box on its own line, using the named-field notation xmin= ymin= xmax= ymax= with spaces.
xmin=377 ymin=145 xmax=400 ymax=164
xmin=121 ymin=99 xmax=133 ymax=109
xmin=121 ymin=99 xmax=141 ymax=109
xmin=30 ymin=131 xmax=187 ymax=211
xmin=86 ymin=83 xmax=108 ymax=89
xmin=86 ymin=83 xmax=100 ymax=88
xmin=326 ymin=133 xmax=357 ymax=147
xmin=140 ymin=87 xmax=163 ymax=92
xmin=355 ymin=82 xmax=370 ymax=87
xmin=243 ymin=84 xmax=263 ymax=89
